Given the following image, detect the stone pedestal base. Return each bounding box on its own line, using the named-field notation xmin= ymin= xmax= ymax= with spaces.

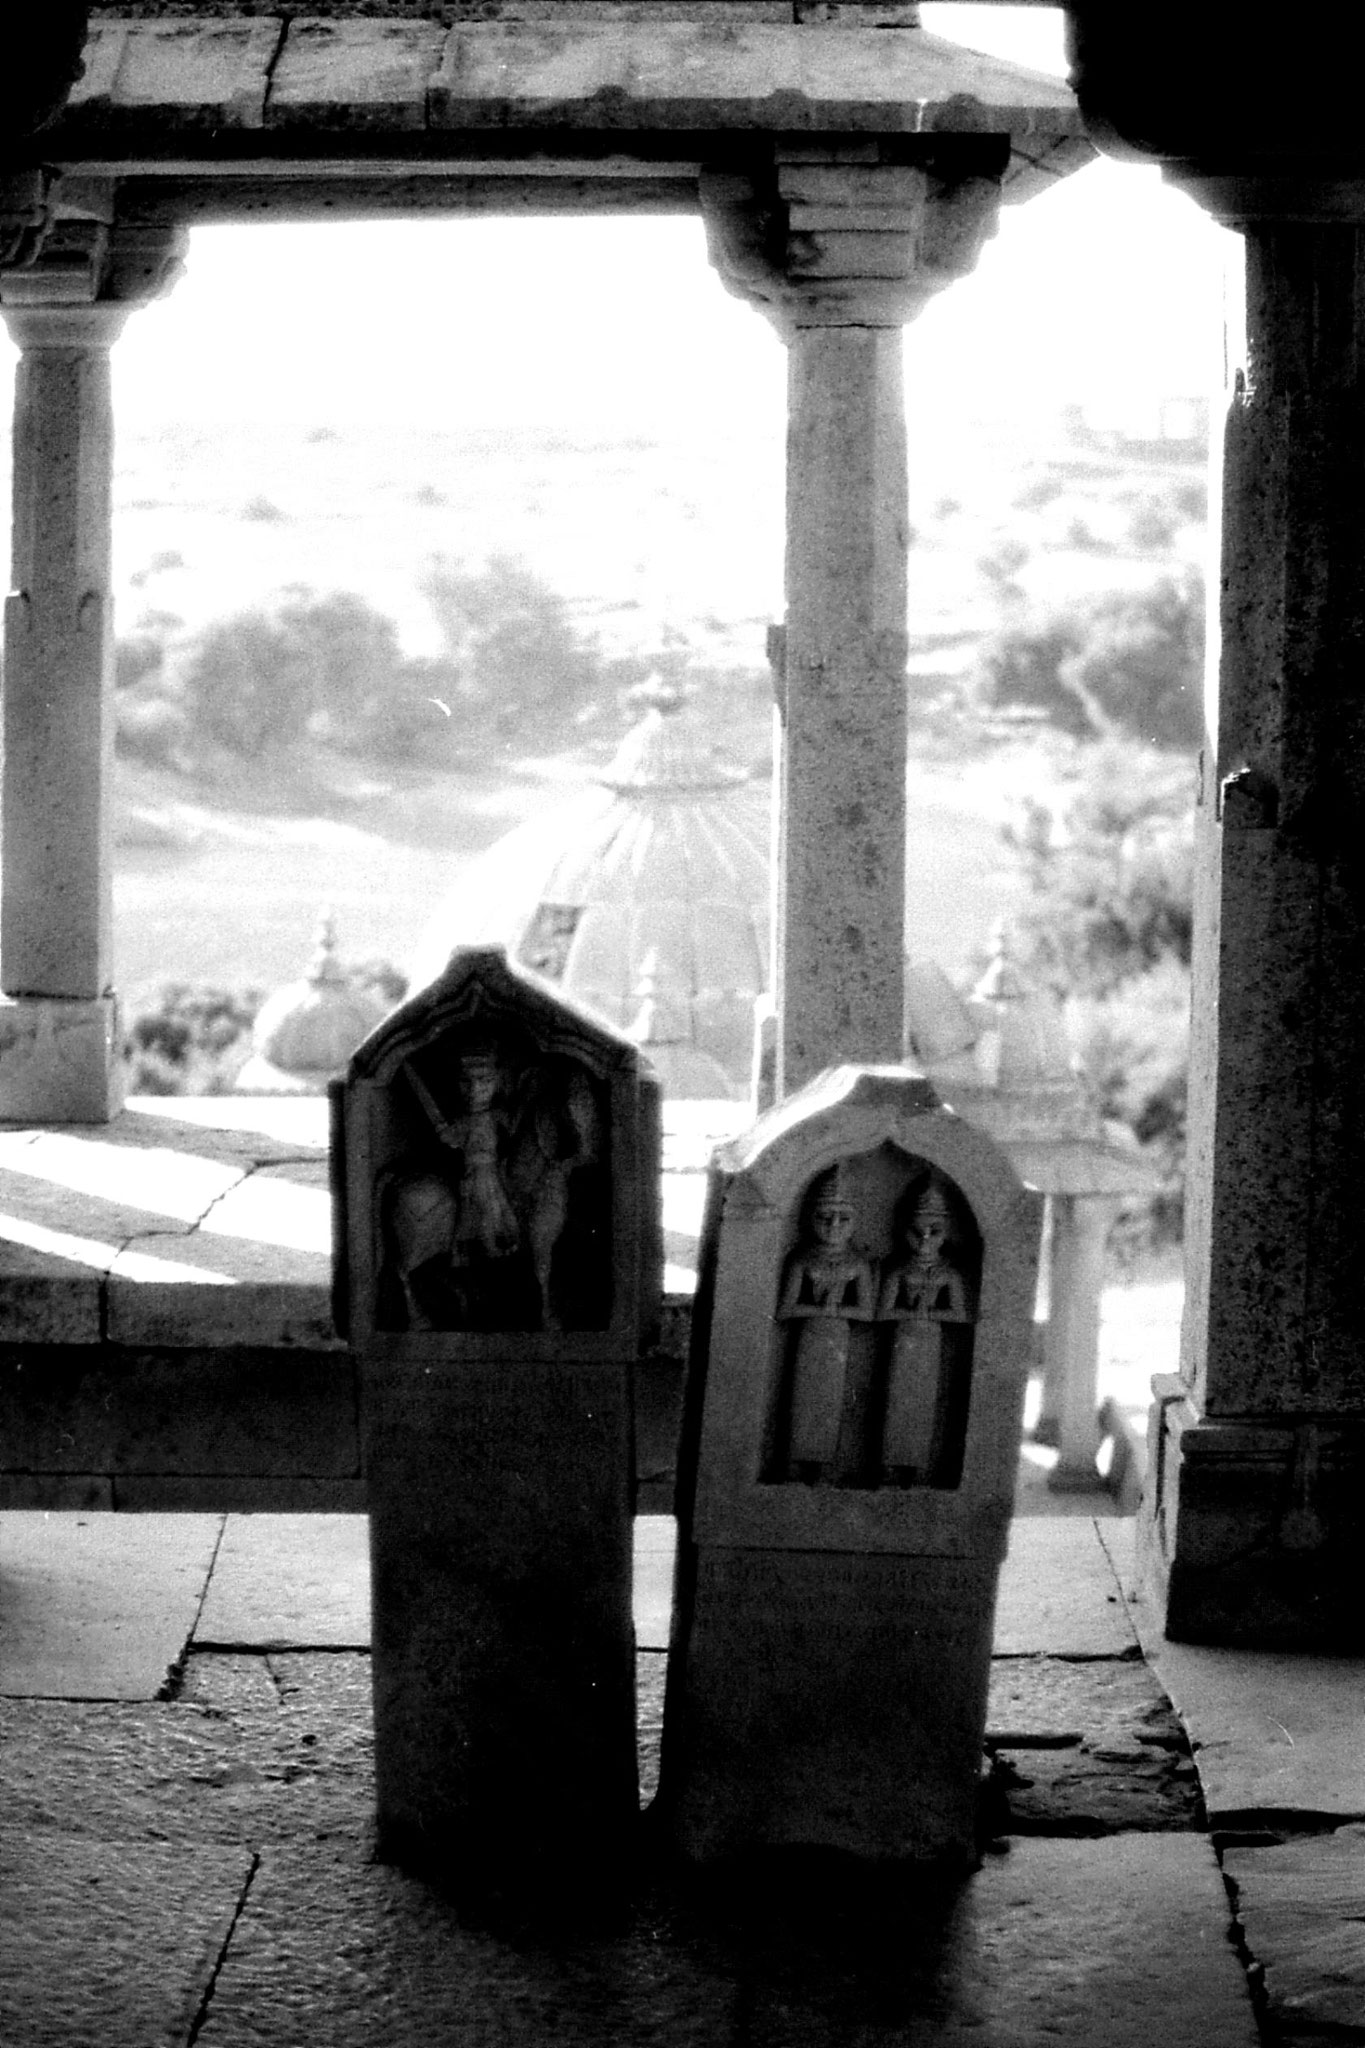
xmin=1142 ymin=1378 xmax=1365 ymax=1650
xmin=0 ymin=996 xmax=122 ymax=1121
xmin=661 ymin=1546 xmax=1000 ymax=1866
xmin=364 ymin=1356 xmax=638 ymax=1887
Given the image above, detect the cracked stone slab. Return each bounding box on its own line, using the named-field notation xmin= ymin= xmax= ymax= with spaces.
xmin=193 ymin=1833 xmax=1255 ymax=2047
xmin=1223 ymin=1824 xmax=1365 ymax=2035
xmin=985 ymin=1658 xmax=1202 ymax=1836
xmin=0 ymin=1828 xmax=254 ymax=2048
xmin=0 ymin=1511 xmax=221 ymax=1699
xmin=994 ymin=1517 xmax=1137 ymax=1657
xmin=196 ymin=1516 xmax=370 ymax=1649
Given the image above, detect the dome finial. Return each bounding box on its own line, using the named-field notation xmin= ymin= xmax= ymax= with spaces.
xmin=600 ymin=671 xmax=749 ymax=796
xmin=237 ymin=908 xmax=391 ymax=1093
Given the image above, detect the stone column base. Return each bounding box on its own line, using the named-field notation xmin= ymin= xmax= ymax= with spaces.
xmin=0 ymin=996 xmax=123 ymax=1122
xmin=1142 ymin=1376 xmax=1365 ymax=1649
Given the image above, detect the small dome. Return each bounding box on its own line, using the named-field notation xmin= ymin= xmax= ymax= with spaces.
xmin=238 ymin=914 xmax=389 ymax=1093
xmin=411 ymin=683 xmax=771 ymax=1100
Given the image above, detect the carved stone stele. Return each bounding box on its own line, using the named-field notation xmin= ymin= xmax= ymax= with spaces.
xmin=334 ymin=945 xmax=661 ymax=1887
xmin=658 ymin=1065 xmax=1039 ymax=1867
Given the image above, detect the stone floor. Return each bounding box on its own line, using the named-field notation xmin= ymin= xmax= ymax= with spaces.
xmin=5 ymin=1496 xmax=1363 ymax=2045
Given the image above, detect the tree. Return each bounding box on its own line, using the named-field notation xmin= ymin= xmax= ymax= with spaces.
xmin=981 ymin=567 xmax=1204 ymax=751
xmin=420 ymin=555 xmax=608 ymax=749
xmin=178 ymin=588 xmax=462 ymax=764
xmin=181 ymin=609 xmax=318 ymax=759
xmin=1061 ymin=569 xmax=1204 ymax=750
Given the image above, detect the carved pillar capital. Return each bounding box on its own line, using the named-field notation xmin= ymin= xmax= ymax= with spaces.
xmin=0 ymin=205 xmax=187 ymax=327
xmin=701 ymin=151 xmax=1002 ymax=337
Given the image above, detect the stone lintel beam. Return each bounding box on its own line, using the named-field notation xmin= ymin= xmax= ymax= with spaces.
xmin=52 ymin=18 xmax=1085 ymax=158
xmin=0 ymin=220 xmax=184 ymax=1121
xmin=702 ymin=153 xmax=1000 ymax=1094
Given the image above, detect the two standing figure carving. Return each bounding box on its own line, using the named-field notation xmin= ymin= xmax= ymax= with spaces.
xmin=774 ymin=1163 xmax=976 ymax=1490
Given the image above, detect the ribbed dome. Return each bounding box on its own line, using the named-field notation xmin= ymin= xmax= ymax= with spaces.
xmin=411 ymin=683 xmax=771 ymax=1099
xmin=237 ymin=914 xmax=389 ymax=1094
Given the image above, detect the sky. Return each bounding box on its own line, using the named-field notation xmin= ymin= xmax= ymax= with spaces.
xmin=0 ymin=5 xmax=1237 ymax=441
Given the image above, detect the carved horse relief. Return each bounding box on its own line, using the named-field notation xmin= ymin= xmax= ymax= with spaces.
xmin=381 ymin=1042 xmax=604 ymax=1333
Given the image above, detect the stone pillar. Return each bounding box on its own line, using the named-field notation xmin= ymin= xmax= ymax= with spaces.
xmin=1140 ymin=193 xmax=1365 ymax=1644
xmin=0 ymin=211 xmax=184 ymax=1120
xmin=702 ymin=148 xmax=1001 ymax=1097
xmin=1043 ymin=1193 xmax=1120 ymax=1493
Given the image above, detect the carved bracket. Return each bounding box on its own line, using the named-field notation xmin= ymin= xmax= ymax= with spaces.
xmin=700 ymin=143 xmax=1003 ymax=336
xmin=0 ymin=193 xmax=187 ymax=317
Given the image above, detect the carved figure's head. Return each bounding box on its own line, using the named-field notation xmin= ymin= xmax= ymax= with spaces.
xmin=806 ymin=1162 xmax=856 ymax=1253
xmin=459 ymin=1045 xmax=500 ymax=1111
xmin=903 ymin=1177 xmax=953 ymax=1264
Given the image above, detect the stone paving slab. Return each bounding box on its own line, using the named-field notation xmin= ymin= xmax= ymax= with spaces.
xmin=191 ymin=1515 xmax=683 ymax=1655
xmin=6 ymin=1646 xmax=1201 ymax=1853
xmin=188 ymin=1833 xmax=1255 ymax=2048
xmin=1223 ymin=1824 xmax=1365 ymax=2035
xmin=0 ymin=1830 xmax=255 ymax=2048
xmin=994 ymin=1517 xmax=1137 ymax=1657
xmin=196 ymin=1516 xmax=370 ymax=1648
xmin=0 ymin=1654 xmax=375 ymax=1850
xmin=0 ymin=1511 xmax=222 ymax=1699
xmin=1098 ymin=1522 xmax=1365 ymax=1824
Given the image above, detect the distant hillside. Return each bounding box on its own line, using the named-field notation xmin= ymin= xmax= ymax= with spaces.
xmin=104 ymin=405 xmax=1206 ymax=689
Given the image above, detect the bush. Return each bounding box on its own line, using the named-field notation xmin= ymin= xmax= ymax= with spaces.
xmin=181 ymin=610 xmax=318 ymax=760
xmin=420 ymin=555 xmax=613 ymax=751
xmin=1007 ymin=744 xmax=1195 ymax=999
xmin=982 ymin=567 xmax=1204 ymax=751
xmin=176 ymin=589 xmax=468 ymax=767
xmin=124 ymin=984 xmax=261 ymax=1095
